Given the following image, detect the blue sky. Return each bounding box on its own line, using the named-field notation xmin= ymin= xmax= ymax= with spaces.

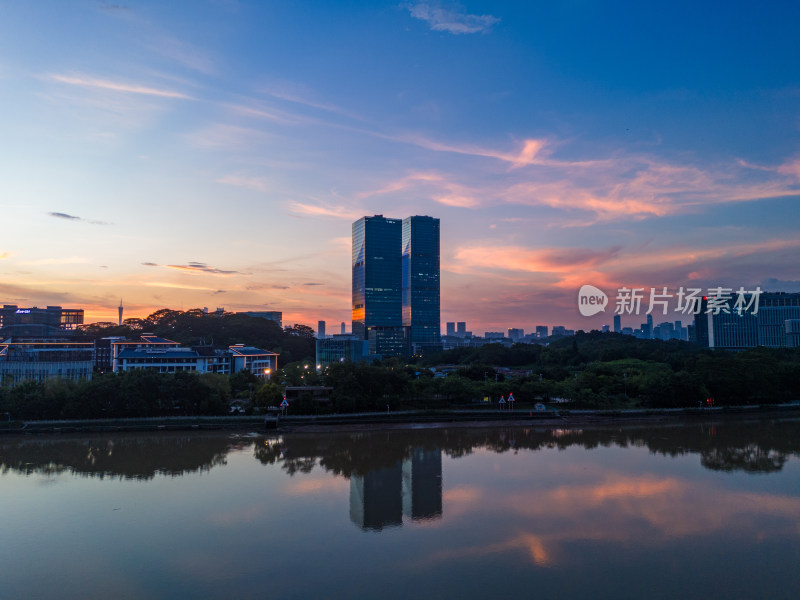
xmin=1 ymin=1 xmax=799 ymax=332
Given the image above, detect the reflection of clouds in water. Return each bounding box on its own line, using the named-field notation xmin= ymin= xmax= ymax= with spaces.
xmin=283 ymin=475 xmax=349 ymax=496
xmin=423 ymin=474 xmax=800 ymax=568
xmin=405 ymin=531 xmax=555 ymax=568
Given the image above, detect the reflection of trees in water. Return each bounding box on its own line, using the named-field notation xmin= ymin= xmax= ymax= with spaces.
xmin=3 ymin=418 xmax=800 ymax=479
xmin=701 ymin=445 xmax=787 ymax=473
xmin=0 ymin=433 xmax=240 ymax=480
xmin=255 ymin=418 xmax=800 ymax=477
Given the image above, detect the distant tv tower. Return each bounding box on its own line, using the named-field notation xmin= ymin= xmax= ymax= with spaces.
xmin=118 ymin=299 xmax=124 ymax=326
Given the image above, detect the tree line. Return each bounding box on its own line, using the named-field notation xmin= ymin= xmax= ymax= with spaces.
xmin=272 ymin=332 xmax=800 ymax=413
xmin=3 ymin=330 xmax=799 ymax=420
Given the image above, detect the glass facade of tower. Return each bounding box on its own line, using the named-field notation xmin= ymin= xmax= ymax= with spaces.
xmin=402 ymin=216 xmax=441 ymax=354
xmin=699 ymin=292 xmax=800 ymax=349
xmin=352 ymin=216 xmax=405 ymax=356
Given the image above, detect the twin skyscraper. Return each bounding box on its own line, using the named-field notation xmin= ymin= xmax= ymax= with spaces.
xmin=352 ymin=215 xmax=441 ymax=357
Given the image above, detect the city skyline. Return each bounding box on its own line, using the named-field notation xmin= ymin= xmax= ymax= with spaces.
xmin=2 ymin=2 xmax=800 ymax=332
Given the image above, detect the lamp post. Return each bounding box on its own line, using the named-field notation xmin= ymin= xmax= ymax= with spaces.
xmin=265 ymin=368 xmax=271 ymax=381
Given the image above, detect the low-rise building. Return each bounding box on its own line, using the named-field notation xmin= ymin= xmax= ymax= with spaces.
xmin=117 ymin=347 xmax=203 ymax=374
xmin=114 ymin=341 xmax=277 ymax=378
xmin=229 ymin=345 xmax=278 ymax=378
xmin=0 ymin=339 xmax=94 ymax=384
xmin=95 ymin=334 xmax=180 ymax=373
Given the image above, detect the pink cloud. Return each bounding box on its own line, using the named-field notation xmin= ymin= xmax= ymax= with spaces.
xmin=49 ymin=73 xmax=191 ymax=99
xmin=355 ymin=171 xmax=480 ymax=209
xmin=286 ymin=202 xmax=363 ymax=220
xmin=453 ymin=245 xmax=622 ymax=274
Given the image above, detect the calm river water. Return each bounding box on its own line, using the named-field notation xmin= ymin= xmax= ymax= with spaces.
xmin=2 ymin=418 xmax=800 ymax=599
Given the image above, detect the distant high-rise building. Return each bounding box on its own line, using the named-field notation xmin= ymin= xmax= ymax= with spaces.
xmin=341 ymin=322 xmax=346 ymax=335
xmin=352 ymin=215 xmax=406 ymax=357
xmin=118 ymin=299 xmax=123 ymax=327
xmin=318 ymin=320 xmax=326 ymax=339
xmin=613 ymin=314 xmax=621 ymax=333
xmin=646 ymin=314 xmax=654 ymax=339
xmin=601 ymin=324 xmax=610 ymax=333
xmin=456 ymin=322 xmax=466 ymax=337
xmin=402 ymin=216 xmax=441 ymax=354
xmin=535 ymin=325 xmax=548 ymax=338
xmin=446 ymin=322 xmax=456 ymax=336
xmin=507 ymin=328 xmax=524 ymax=341
xmin=694 ymin=297 xmax=709 ymax=347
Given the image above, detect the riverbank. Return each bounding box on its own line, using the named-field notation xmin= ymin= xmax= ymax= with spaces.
xmin=2 ymin=402 xmax=800 ymax=435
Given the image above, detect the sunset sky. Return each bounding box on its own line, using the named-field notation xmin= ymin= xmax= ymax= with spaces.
xmin=1 ymin=1 xmax=799 ymax=333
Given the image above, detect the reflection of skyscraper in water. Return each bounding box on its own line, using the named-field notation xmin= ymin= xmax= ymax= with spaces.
xmin=349 ymin=462 xmax=403 ymax=531
xmin=402 ymin=447 xmax=442 ymax=521
xmin=349 ymin=448 xmax=442 ymax=530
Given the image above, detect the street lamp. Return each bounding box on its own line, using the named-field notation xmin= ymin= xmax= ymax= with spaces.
xmin=265 ymin=368 xmax=271 ymax=381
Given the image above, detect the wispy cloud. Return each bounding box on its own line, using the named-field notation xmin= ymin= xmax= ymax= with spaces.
xmin=356 ymin=171 xmax=480 ymax=208
xmin=246 ymin=283 xmax=290 ymax=291
xmin=263 ymin=87 xmax=365 ymax=122
xmin=143 ymin=282 xmax=218 ymax=291
xmin=286 ymin=201 xmax=363 ymax=220
xmin=397 ymin=134 xmax=554 ymax=168
xmin=501 ymin=160 xmax=800 ymax=224
xmin=49 ymin=73 xmax=192 ymax=99
xmin=452 ymin=237 xmax=800 ymax=292
xmin=48 ymin=211 xmax=112 ymax=225
xmin=359 ymin=134 xmax=799 ymax=224
xmin=224 ymin=101 xmax=313 ymax=126
xmin=166 ymin=262 xmax=241 ymax=275
xmin=142 ymin=262 xmax=241 ymax=275
xmin=454 ymin=245 xmax=623 ymax=275
xmin=49 ymin=212 xmax=80 ymax=221
xmin=406 ymin=2 xmax=500 ymax=35
xmin=0 ymin=252 xmax=12 ymax=259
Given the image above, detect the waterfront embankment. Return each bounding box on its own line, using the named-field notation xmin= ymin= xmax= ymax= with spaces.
xmin=2 ymin=402 xmax=800 ymax=435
